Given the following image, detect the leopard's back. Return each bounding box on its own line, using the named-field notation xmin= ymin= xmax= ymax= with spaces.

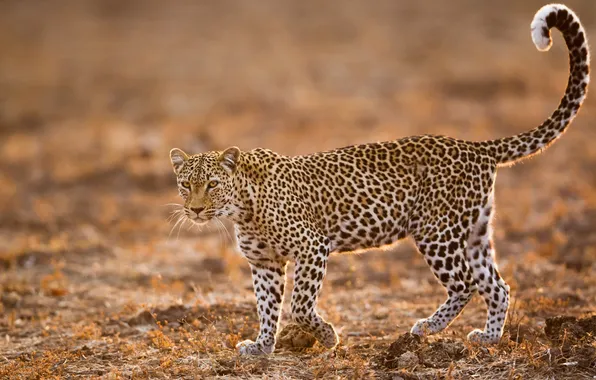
xmin=246 ymin=135 xmax=495 ymax=253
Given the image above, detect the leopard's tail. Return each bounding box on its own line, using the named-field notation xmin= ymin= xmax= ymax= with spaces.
xmin=478 ymin=4 xmax=590 ymax=167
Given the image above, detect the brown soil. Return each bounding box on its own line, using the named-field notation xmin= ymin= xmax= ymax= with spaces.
xmin=1 ymin=0 xmax=595 ymax=378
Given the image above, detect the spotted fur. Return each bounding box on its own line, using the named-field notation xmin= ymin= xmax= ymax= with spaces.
xmin=169 ymin=4 xmax=589 ymax=355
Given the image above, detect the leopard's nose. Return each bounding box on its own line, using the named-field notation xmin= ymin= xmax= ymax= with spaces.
xmin=191 ymin=207 xmax=205 ymax=215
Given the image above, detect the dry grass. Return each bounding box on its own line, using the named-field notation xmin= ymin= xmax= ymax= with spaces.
xmin=1 ymin=0 xmax=595 ymax=378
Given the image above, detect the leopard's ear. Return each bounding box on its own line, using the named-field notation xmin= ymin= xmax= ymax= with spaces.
xmin=170 ymin=148 xmax=189 ymax=174
xmin=218 ymin=146 xmax=241 ymax=174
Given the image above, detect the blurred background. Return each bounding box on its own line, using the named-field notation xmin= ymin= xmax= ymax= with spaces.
xmin=2 ymin=0 xmax=596 ymax=241
xmin=0 ymin=0 xmax=595 ymax=377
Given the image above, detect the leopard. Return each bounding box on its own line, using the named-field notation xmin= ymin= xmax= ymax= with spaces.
xmin=168 ymin=4 xmax=590 ymax=355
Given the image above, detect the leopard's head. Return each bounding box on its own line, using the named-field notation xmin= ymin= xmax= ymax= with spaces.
xmin=169 ymin=146 xmax=241 ymax=225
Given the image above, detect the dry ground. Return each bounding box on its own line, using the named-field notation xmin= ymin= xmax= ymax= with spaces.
xmin=0 ymin=0 xmax=595 ymax=378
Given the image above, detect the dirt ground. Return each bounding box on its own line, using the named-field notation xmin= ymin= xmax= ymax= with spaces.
xmin=1 ymin=0 xmax=595 ymax=378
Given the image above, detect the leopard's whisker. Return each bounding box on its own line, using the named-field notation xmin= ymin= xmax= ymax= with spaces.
xmin=219 ymin=219 xmax=232 ymax=243
xmin=213 ymin=219 xmax=224 ymax=247
xmin=167 ymin=209 xmax=185 ymax=223
xmin=176 ymin=216 xmax=190 ymax=241
xmin=162 ymin=203 xmax=184 ymax=208
xmin=215 ymin=219 xmax=228 ymax=247
xmin=168 ymin=214 xmax=186 ymax=241
xmin=216 ymin=218 xmax=233 ymax=245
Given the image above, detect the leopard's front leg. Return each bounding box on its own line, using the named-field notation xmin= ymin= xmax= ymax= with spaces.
xmin=236 ymin=259 xmax=286 ymax=355
xmin=290 ymin=238 xmax=339 ymax=349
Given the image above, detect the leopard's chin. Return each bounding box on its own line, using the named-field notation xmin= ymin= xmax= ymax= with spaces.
xmin=190 ymin=218 xmax=209 ymax=226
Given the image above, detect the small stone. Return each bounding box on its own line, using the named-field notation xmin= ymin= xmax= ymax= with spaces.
xmin=2 ymin=292 xmax=21 ymax=308
xmin=398 ymin=351 xmax=419 ymax=369
xmin=127 ymin=310 xmax=155 ymax=326
xmin=373 ymin=311 xmax=389 ymax=320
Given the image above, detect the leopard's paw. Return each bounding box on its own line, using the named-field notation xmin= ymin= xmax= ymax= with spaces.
xmin=236 ymin=339 xmax=274 ymax=356
xmin=467 ymin=329 xmax=500 ymax=345
xmin=316 ymin=322 xmax=339 ymax=349
xmin=410 ymin=318 xmax=432 ymax=336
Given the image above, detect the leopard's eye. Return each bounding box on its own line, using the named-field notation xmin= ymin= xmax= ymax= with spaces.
xmin=181 ymin=181 xmax=191 ymax=189
xmin=207 ymin=180 xmax=219 ymax=189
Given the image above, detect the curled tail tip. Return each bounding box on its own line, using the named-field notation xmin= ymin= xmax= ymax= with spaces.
xmin=531 ymin=28 xmax=553 ymax=52
xmin=531 ymin=4 xmax=578 ymax=52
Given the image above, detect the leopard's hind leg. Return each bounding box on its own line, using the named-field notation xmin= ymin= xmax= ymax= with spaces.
xmin=465 ymin=192 xmax=510 ymax=344
xmin=411 ymin=224 xmax=478 ymax=336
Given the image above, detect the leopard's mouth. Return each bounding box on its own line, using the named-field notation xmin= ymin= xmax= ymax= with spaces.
xmin=181 ymin=213 xmax=209 ymax=226
xmin=189 ymin=216 xmax=209 ymax=226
